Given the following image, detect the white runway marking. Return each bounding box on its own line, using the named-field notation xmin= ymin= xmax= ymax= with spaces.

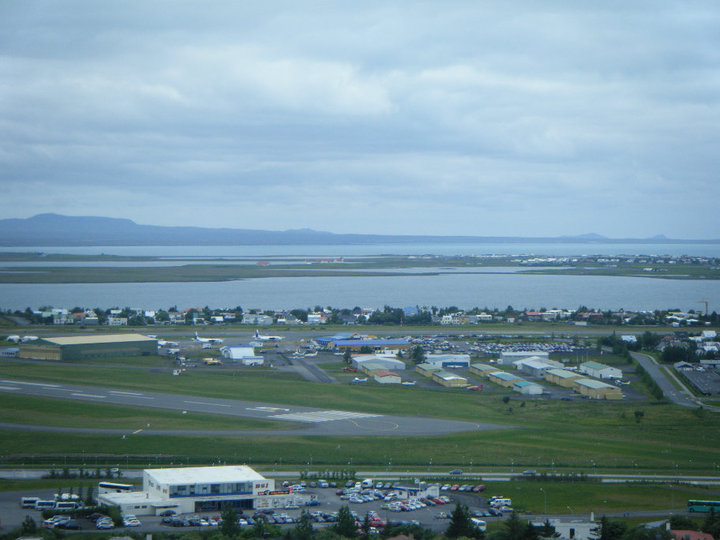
xmin=271 ymin=410 xmax=380 ymax=423
xmin=0 ymin=380 xmax=60 ymax=388
xmin=71 ymin=393 xmax=105 ymax=399
xmin=184 ymin=400 xmax=231 ymax=408
xmin=110 ymin=391 xmax=143 ymax=396
xmin=0 ymin=385 xmax=19 ymax=391
xmin=110 ymin=391 xmax=154 ymax=399
xmin=247 ymin=406 xmax=290 ymax=413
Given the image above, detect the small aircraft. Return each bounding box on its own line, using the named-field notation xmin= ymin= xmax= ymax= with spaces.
xmin=254 ymin=329 xmax=283 ymax=342
xmin=157 ymin=340 xmax=179 ymax=348
xmin=7 ymin=335 xmax=39 ymax=343
xmin=193 ymin=332 xmax=223 ymax=345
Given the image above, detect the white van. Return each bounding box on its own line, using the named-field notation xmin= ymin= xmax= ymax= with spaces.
xmin=361 ymin=479 xmax=374 ymax=489
xmin=55 ymin=501 xmax=79 ymax=511
xmin=471 ymin=518 xmax=487 ymax=532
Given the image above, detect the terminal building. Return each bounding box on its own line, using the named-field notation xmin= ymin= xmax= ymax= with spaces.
xmin=98 ymin=465 xmax=294 ymax=516
xmin=18 ymin=333 xmax=157 ymax=361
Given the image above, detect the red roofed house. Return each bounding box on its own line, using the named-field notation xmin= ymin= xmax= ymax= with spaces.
xmin=671 ymin=531 xmax=714 ymax=540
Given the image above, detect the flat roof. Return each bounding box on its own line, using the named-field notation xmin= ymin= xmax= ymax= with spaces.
xmin=574 ymin=378 xmax=617 ymax=389
xmin=546 ymin=368 xmax=581 ymax=379
xmin=433 ymin=371 xmax=467 ymax=381
xmin=40 ymin=334 xmax=157 ymax=346
xmin=146 ymin=465 xmax=266 ymax=485
xmin=416 ymin=363 xmax=439 ymax=370
xmin=374 ymin=370 xmax=400 ymax=377
xmin=471 ymin=363 xmax=497 ymax=370
xmin=513 ymin=380 xmax=539 ymax=388
xmin=514 ymin=357 xmax=557 ymax=369
xmin=355 ymin=357 xmax=405 ymax=366
xmin=581 ymin=361 xmax=614 ymax=371
xmin=490 ymin=371 xmax=518 ymax=381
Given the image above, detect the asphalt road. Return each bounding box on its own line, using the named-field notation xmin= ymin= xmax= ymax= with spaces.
xmin=630 ymin=352 xmax=698 ymax=408
xmin=0 ymin=378 xmax=508 ymax=437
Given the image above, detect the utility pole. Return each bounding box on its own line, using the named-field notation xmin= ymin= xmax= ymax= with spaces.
xmin=698 ymin=300 xmax=708 ymax=316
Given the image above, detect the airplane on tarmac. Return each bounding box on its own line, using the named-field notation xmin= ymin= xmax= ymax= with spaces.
xmin=6 ymin=335 xmax=39 ymax=343
xmin=254 ymin=329 xmax=283 ymax=342
xmin=193 ymin=332 xmax=223 ymax=345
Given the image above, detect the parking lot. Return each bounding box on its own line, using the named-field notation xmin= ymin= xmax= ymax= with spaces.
xmin=0 ymin=481 xmax=505 ymax=534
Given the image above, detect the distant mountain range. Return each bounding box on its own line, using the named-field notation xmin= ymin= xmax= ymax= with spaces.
xmin=0 ymin=214 xmax=716 ymax=246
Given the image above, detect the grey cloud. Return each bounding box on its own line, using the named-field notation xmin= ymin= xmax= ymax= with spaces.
xmin=1 ymin=1 xmax=719 ymax=238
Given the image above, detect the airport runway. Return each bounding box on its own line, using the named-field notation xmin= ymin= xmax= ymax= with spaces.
xmin=0 ymin=378 xmax=509 ymax=437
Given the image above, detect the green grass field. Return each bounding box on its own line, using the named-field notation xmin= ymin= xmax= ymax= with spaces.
xmin=1 ymin=359 xmax=719 ymax=474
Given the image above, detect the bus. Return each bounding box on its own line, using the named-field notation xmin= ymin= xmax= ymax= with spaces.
xmin=98 ymin=482 xmax=134 ymax=494
xmin=20 ymin=497 xmax=38 ymax=508
xmin=55 ymin=501 xmax=80 ymax=510
xmin=35 ymin=500 xmax=56 ymax=511
xmin=687 ymin=500 xmax=720 ymax=512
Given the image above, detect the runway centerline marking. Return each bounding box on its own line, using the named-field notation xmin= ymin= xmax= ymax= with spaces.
xmin=110 ymin=391 xmax=143 ymax=396
xmin=247 ymin=406 xmax=290 ymax=413
xmin=0 ymin=386 xmax=19 ymax=391
xmin=184 ymin=400 xmax=231 ymax=408
xmin=71 ymin=393 xmax=105 ymax=399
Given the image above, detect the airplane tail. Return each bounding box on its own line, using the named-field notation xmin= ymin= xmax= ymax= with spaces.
xmin=255 ymin=329 xmax=259 ymax=338
xmin=194 ymin=332 xmax=199 ymax=340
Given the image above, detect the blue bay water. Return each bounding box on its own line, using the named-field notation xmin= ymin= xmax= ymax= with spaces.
xmin=0 ymin=243 xmax=718 ymax=312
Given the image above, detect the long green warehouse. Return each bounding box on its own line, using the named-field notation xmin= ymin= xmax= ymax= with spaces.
xmin=19 ymin=334 xmax=157 ymax=361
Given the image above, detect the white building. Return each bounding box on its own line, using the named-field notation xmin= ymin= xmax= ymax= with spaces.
xmin=513 ymin=356 xmax=563 ymax=377
xmin=241 ymin=314 xmax=273 ymax=326
xmin=98 ymin=465 xmax=295 ymax=516
xmin=352 ymin=355 xmax=406 ymax=371
xmin=513 ymin=380 xmax=544 ymax=395
xmin=531 ymin=517 xmax=599 ymax=540
xmin=373 ymin=370 xmax=402 ymax=384
xmin=579 ymin=361 xmax=622 ymax=380
xmin=424 ymin=354 xmax=471 ymax=369
xmin=220 ymin=345 xmax=264 ymax=366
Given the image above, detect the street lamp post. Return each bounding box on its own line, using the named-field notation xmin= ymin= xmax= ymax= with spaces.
xmin=540 ymin=488 xmax=547 ymax=515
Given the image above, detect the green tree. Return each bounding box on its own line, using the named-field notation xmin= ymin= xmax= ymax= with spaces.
xmin=669 ymin=515 xmax=696 ymax=530
xmin=501 ymin=512 xmax=526 ymax=540
xmin=622 ymin=525 xmax=671 ymax=540
xmin=446 ymin=503 xmax=481 ymax=538
xmin=84 ymin=485 xmax=94 ymax=506
xmin=220 ymin=503 xmax=240 ymax=538
xmin=702 ymin=509 xmax=720 ymax=539
xmin=595 ymin=516 xmax=627 ymax=540
xmin=21 ymin=515 xmax=38 ymax=535
xmin=411 ymin=346 xmax=426 ymax=365
xmin=295 ymin=510 xmax=315 ymax=540
xmin=334 ymin=505 xmax=357 ymax=538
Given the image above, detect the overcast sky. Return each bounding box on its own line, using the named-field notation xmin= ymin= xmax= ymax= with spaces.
xmin=1 ymin=2 xmax=719 ymax=238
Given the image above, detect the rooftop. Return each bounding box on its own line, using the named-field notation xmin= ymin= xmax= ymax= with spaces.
xmin=146 ymin=465 xmax=266 ymax=485
xmin=581 ymin=360 xmax=613 ymax=371
xmin=574 ymin=378 xmax=617 ymax=390
xmin=433 ymin=371 xmax=467 ymax=381
xmin=546 ymin=368 xmax=581 ymax=379
xmin=39 ymin=334 xmax=156 ymax=346
xmin=490 ymin=371 xmax=519 ymax=381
